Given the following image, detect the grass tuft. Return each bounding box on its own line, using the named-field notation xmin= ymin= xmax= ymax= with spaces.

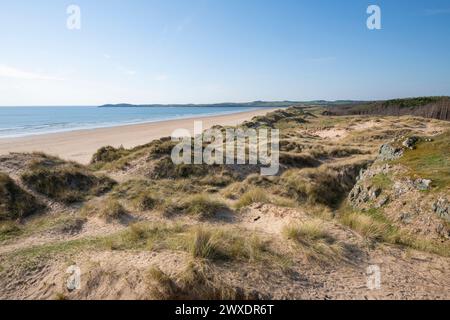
xmin=235 ymin=188 xmax=269 ymax=209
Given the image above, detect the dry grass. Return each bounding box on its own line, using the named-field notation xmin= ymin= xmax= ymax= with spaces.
xmin=99 ymin=199 xmax=127 ymax=221
xmin=81 ymin=198 xmax=127 ymax=221
xmin=189 ymin=227 xmax=220 ymax=259
xmin=185 ymin=226 xmax=290 ymax=269
xmin=235 ymin=187 xmax=269 ymax=209
xmin=146 ymin=261 xmax=258 ymax=300
xmin=183 ymin=194 xmax=227 ymax=219
xmin=283 ymin=220 xmax=344 ymax=263
xmin=340 ymin=212 xmax=388 ymax=241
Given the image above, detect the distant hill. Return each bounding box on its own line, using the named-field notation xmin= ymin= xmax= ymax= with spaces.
xmin=325 ymin=97 xmax=450 ymax=121
xmin=99 ymin=101 xmax=301 ymax=109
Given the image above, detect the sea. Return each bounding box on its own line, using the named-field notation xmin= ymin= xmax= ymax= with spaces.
xmin=0 ymin=106 xmax=262 ymax=138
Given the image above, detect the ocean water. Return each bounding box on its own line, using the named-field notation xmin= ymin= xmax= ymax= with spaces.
xmin=0 ymin=106 xmax=262 ymax=138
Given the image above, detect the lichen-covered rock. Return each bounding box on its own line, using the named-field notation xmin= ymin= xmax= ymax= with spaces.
xmin=432 ymin=198 xmax=450 ymax=222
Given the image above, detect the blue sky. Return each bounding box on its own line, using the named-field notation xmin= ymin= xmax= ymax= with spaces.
xmin=0 ymin=0 xmax=449 ymax=105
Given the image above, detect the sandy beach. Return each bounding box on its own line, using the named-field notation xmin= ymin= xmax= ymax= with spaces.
xmin=0 ymin=108 xmax=275 ymax=164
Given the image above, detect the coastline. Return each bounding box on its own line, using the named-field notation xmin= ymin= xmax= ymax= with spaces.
xmin=0 ymin=108 xmax=276 ymax=165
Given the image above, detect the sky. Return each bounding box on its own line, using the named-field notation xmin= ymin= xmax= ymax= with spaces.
xmin=0 ymin=0 xmax=449 ymax=106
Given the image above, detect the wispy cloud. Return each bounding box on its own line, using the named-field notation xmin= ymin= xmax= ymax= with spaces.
xmin=0 ymin=65 xmax=64 ymax=81
xmin=425 ymin=9 xmax=450 ymax=16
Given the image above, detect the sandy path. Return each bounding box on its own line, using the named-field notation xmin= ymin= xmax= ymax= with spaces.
xmin=0 ymin=108 xmax=276 ymax=164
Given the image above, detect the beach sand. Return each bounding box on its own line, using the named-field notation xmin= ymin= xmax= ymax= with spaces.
xmin=0 ymin=108 xmax=275 ymax=164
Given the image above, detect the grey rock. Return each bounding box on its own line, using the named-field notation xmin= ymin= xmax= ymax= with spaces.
xmin=432 ymin=198 xmax=450 ymax=222
xmin=378 ymin=144 xmax=403 ymax=161
xmin=414 ymin=179 xmax=432 ymax=191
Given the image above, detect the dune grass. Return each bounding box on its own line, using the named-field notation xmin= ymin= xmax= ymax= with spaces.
xmin=283 ymin=219 xmax=344 ymax=263
xmin=99 ymin=199 xmax=127 ymax=221
xmin=146 ymin=261 xmax=257 ymax=300
xmin=0 ymin=172 xmax=43 ymax=220
xmin=21 ymin=158 xmax=115 ymax=203
xmin=234 ymin=187 xmax=269 ymax=209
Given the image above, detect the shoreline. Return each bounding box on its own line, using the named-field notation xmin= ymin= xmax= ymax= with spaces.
xmin=0 ymin=108 xmax=276 ymax=164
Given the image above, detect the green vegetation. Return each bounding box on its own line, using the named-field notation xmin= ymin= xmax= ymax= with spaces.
xmin=383 ymin=97 xmax=443 ymax=109
xmin=371 ymin=173 xmax=393 ymax=190
xmin=0 ymin=172 xmax=43 ymax=220
xmin=394 ymin=131 xmax=450 ymax=190
xmin=326 ymin=96 xmax=450 ymax=121
xmin=0 ymin=221 xmax=23 ymax=242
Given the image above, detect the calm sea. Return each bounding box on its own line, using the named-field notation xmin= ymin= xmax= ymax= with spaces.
xmin=0 ymin=106 xmax=262 ymax=138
